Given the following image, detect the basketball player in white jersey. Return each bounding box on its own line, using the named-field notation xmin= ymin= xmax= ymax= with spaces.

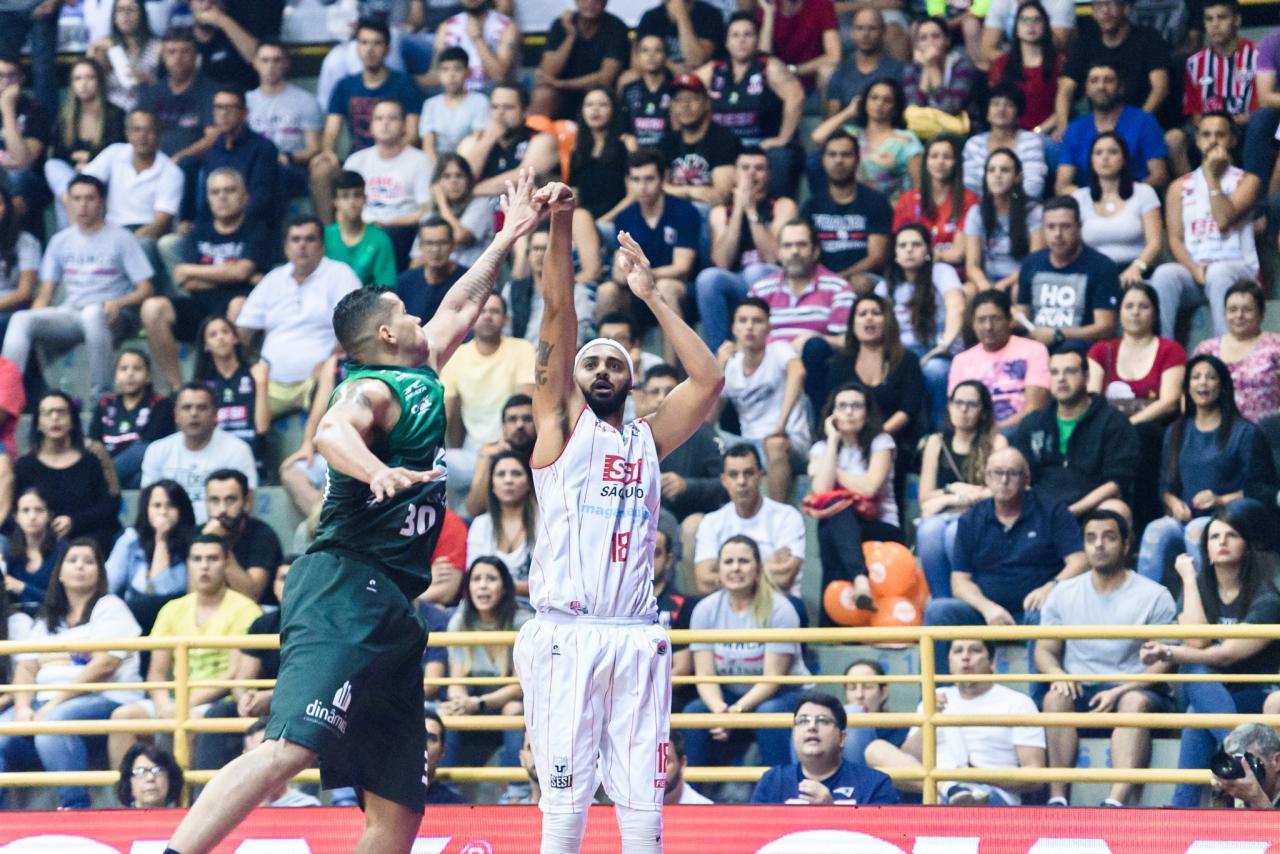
xmin=514 ymin=182 xmax=723 ymax=854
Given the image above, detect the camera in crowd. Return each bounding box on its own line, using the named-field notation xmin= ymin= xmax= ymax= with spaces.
xmin=1210 ymin=749 xmax=1267 ymax=784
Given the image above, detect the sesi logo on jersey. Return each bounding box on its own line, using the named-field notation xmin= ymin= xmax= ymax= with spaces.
xmin=602 ymin=454 xmax=643 ymax=484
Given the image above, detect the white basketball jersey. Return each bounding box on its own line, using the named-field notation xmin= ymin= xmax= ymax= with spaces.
xmin=529 ymin=408 xmax=661 ymax=620
xmin=1181 ymin=165 xmax=1257 ymax=267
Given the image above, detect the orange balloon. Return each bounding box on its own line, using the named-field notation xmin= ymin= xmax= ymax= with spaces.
xmin=870 ymin=596 xmax=922 ymax=627
xmin=823 ymin=580 xmax=874 ymax=627
xmin=864 ymin=541 xmax=918 ymax=599
xmin=910 ymin=569 xmax=931 ymax=611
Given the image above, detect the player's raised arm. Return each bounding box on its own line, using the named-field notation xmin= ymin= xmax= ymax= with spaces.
xmin=616 ymin=231 xmax=724 ymax=460
xmin=529 ymin=182 xmax=580 ymax=467
xmin=315 ymin=378 xmax=440 ymax=502
xmin=424 ymin=167 xmax=546 ymax=372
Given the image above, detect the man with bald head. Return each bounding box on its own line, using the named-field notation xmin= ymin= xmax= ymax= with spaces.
xmin=923 ymin=447 xmax=1086 ymax=657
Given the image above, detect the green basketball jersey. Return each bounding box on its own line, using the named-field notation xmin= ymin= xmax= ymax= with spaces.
xmin=309 ymin=363 xmax=447 ymax=598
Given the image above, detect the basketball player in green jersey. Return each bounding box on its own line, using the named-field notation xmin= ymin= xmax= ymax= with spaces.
xmin=165 ymin=170 xmax=548 ymax=854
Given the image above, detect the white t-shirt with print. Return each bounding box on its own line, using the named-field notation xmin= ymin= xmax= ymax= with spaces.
xmin=722 ymin=341 xmax=811 ymax=447
xmin=16 ymin=595 xmax=144 ymax=704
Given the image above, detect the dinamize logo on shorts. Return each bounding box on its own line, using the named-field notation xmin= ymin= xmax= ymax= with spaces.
xmin=306 ymin=681 xmax=352 ymax=734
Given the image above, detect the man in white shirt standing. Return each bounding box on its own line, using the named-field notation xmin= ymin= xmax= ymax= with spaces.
xmin=234 ymin=216 xmax=360 ymax=418
xmin=343 ymin=99 xmax=433 ymax=271
xmin=246 ymin=40 xmax=323 ymax=208
xmin=693 ymin=444 xmax=806 ymax=595
xmin=714 ymin=297 xmax=808 ymax=502
xmin=2 ymin=174 xmax=154 ymax=396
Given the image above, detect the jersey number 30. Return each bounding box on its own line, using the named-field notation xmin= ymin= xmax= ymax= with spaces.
xmin=399 ymin=503 xmax=438 ymax=537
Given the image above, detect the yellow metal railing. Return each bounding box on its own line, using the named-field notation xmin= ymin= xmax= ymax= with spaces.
xmin=2 ymin=624 xmax=1279 ymax=804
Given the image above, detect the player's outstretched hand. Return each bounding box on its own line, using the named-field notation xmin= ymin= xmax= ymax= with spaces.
xmin=615 ymin=231 xmax=657 ymax=302
xmin=369 ymin=466 xmax=444 ymax=503
xmin=533 ymin=181 xmax=576 ymax=214
xmin=498 ymin=167 xmax=543 ymax=241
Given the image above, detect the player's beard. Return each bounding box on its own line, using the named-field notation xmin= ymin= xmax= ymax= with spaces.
xmin=584 ymin=382 xmax=631 ymax=419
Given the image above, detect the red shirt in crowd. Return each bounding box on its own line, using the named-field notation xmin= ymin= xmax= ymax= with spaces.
xmin=987 ymin=52 xmax=1065 ymax=131
xmin=0 ymin=356 xmax=25 ymax=457
xmin=757 ymin=0 xmax=837 ymax=91
xmin=892 ymin=187 xmax=979 ymax=267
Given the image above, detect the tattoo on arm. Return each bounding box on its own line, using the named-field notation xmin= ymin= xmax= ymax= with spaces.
xmin=535 ymin=340 xmax=554 ymax=387
xmin=453 ymin=241 xmax=508 ymax=308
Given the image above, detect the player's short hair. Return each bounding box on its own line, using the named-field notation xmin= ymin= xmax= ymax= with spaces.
xmin=190 ymin=533 xmax=228 ymax=554
xmin=332 ymin=287 xmax=396 ymax=358
xmin=335 ymin=170 xmax=366 ymax=193
xmin=438 ymin=46 xmax=469 ymax=67
xmin=205 ymin=468 xmax=250 ymax=496
xmin=723 ymin=442 xmax=762 ymax=470
xmin=795 ymin=690 xmax=847 ymax=731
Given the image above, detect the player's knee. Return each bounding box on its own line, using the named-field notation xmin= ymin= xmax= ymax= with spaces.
xmin=264 ymin=737 xmax=317 ymax=776
xmin=615 ymin=804 xmax=662 ymax=854
xmin=540 ymin=810 xmax=588 ymax=854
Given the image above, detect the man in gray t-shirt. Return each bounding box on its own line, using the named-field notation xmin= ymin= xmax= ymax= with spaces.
xmin=1 ymin=174 xmax=153 ymax=396
xmin=1035 ymin=509 xmax=1177 ymax=807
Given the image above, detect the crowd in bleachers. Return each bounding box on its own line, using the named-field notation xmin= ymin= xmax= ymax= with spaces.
xmin=1 ymin=0 xmax=1280 ymax=813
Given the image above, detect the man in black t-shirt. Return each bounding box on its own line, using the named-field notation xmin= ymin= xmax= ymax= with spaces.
xmin=799 ymin=130 xmax=891 ymax=290
xmin=203 ymin=468 xmax=285 ymax=605
xmin=658 ymin=73 xmax=741 ymax=205
xmin=532 ymin=0 xmax=631 ymax=119
xmin=0 ymin=51 xmax=53 ymax=227
xmin=191 ymin=0 xmax=260 ymax=91
xmin=457 ymin=83 xmax=559 ymax=197
xmin=142 ymin=167 xmax=273 ymax=391
xmin=636 ymin=0 xmax=724 ymax=74
xmin=137 ymin=29 xmax=219 ymax=166
xmin=620 ymin=35 xmax=675 ymax=146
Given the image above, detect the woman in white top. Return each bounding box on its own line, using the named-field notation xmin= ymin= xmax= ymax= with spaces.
xmin=0 ymin=597 xmax=33 ymax=713
xmin=1071 ymin=132 xmax=1162 ymax=284
xmin=0 ymin=186 xmax=41 ymax=337
xmin=809 ymin=382 xmax=905 ymax=614
xmin=964 ymin=148 xmax=1044 ymax=294
xmin=465 ymin=450 xmax=536 ymax=597
xmin=0 ymin=538 xmax=144 ymax=810
xmin=685 ymin=536 xmax=806 ymax=774
xmin=87 ymin=0 xmax=160 ymax=111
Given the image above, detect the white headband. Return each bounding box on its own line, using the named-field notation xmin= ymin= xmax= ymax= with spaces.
xmin=574 ymin=338 xmax=635 ymax=378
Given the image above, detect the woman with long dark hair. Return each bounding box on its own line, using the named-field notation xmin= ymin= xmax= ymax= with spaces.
xmin=2 ymin=487 xmax=68 ymax=610
xmin=893 ymin=134 xmax=976 ymax=272
xmin=465 ymin=450 xmax=537 ymax=597
xmin=192 ymin=314 xmax=270 ymax=447
xmin=1071 ymin=132 xmax=1162 ymax=285
xmin=0 ymin=185 xmax=40 ymax=346
xmin=421 ymin=153 xmax=494 ymax=268
xmin=88 ymin=348 xmax=175 ymax=489
xmin=105 ymin=479 xmax=196 ymax=601
xmin=568 ymin=87 xmax=633 ymax=224
xmin=964 ymin=148 xmax=1044 ymax=294
xmin=88 ymin=0 xmax=160 ymax=111
xmin=811 ymin=78 xmax=922 ymax=203
xmin=986 ymin=0 xmax=1062 ymax=133
xmin=902 ymin=17 xmax=979 ymax=119
xmin=45 ymin=58 xmax=126 ymax=230
xmin=1135 ymin=354 xmax=1278 ymax=584
xmin=1140 ymin=508 xmax=1280 ymax=807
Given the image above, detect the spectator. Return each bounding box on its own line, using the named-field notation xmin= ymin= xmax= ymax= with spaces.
xmin=985 ymin=1 xmax=1065 ymax=133
xmin=895 ymin=134 xmax=976 ymax=277
xmin=825 ymin=7 xmax=904 ymax=119
xmin=398 ymin=217 xmax=464 ymax=324
xmin=311 ymin=19 xmax=423 ymax=222
xmin=756 ymin=0 xmax=841 ymax=95
xmin=141 ymin=384 xmax=258 ymax=522
xmin=800 ymin=131 xmax=892 ymax=291
xmin=1150 ymin=113 xmax=1260 ymax=340
xmin=420 ymin=511 xmax=470 ymax=610
xmin=440 ymin=292 xmax=535 ymax=490
xmin=0 ymin=350 xmax=19 ymax=461
xmin=1036 ymin=508 xmax=1177 ymax=807
xmin=325 ymin=170 xmax=397 ymax=288
xmin=423 ymin=709 xmax=464 ymax=804
xmin=16 ymin=391 xmax=121 ymax=554
xmin=43 ymin=58 xmax=127 ymax=230
xmin=658 ymin=73 xmax=741 ymax=206
xmin=200 ymin=468 xmax=283 ymax=603
xmin=1054 ymin=0 xmax=1169 ymax=137
xmin=136 ymin=28 xmax=217 ymax=166
xmin=418 ymin=153 xmax=495 ymax=269
xmin=193 ymin=315 xmax=270 ymax=449
xmin=653 ymin=523 xmax=685 ymax=631
xmin=875 ymin=223 xmax=963 ymax=430
xmin=600 ymin=148 xmax=699 ymax=319
xmin=637 ymin=0 xmax=723 ymax=74
xmin=1016 ymin=195 xmax=1121 ymax=351
xmin=189 ymin=0 xmax=259 ymax=91
xmin=961 ymin=86 xmax=1048 ymax=200
xmin=1086 ymin=284 xmax=1187 ymax=529
xmin=108 ymin=534 xmax=261 ymax=769
xmin=89 ymin=348 xmax=175 ymax=488
xmin=620 ymin=34 xmax=674 ymax=147
xmin=246 ymin=41 xmax=322 ymax=205
xmin=1140 ymin=508 xmax=1280 ymax=808
xmin=3 ymin=175 xmax=153 ymax=398
xmin=462 ymin=393 xmax=535 ymax=517
xmin=1167 ymin=0 xmax=1257 ymax=177
xmin=1194 ymin=282 xmax=1280 ymax=425
xmin=428 ymin=0 xmax=520 ymax=94
xmin=2 ymin=487 xmax=66 ymax=610
xmin=0 ymin=539 xmax=144 ymax=810
xmin=684 ymin=535 xmax=808 ymax=778
xmin=239 ymin=716 xmax=321 ymax=806
xmin=1071 ymin=132 xmax=1163 ymax=283
xmin=1136 ymin=354 xmax=1277 ymax=584
xmin=693 ymin=445 xmax=805 ymax=597
xmin=841 ymin=660 xmax=909 ymax=766
xmin=697 ymin=13 xmax=804 ymax=198
xmin=80 ymin=109 xmax=183 ymax=268
xmin=917 ymin=380 xmax=1005 ymax=598
xmin=566 ymin=87 xmax=632 ymax=265
xmin=812 ymin=78 xmax=922 ymax=205
xmin=1204 ymin=722 xmax=1280 ymax=810
xmin=867 ymin=638 xmax=1047 ymax=805
xmin=116 ymin=743 xmax=183 ymax=808
xmin=980 ymin=0 xmax=1075 ymax=63
xmin=88 ymin=0 xmax=161 ymax=113
xmin=752 ymin=691 xmax=899 ymax=805
xmin=143 ymin=167 xmax=272 ymax=392
xmin=950 ymin=290 xmax=1049 ymax=431
xmin=457 ymin=84 xmax=559 ymax=198
xmin=924 ymin=446 xmax=1085 ymax=637
xmin=343 ymin=99 xmax=431 ymax=268
xmin=0 ymin=0 xmax=60 ymax=113
xmin=440 ymin=556 xmax=530 ymax=787
xmin=809 ymin=381 xmax=905 ymax=611
xmin=964 ymin=148 xmax=1044 ymax=295
xmin=664 ymin=731 xmax=712 ymax=804
xmin=1055 ymin=61 xmax=1170 ymax=195
xmin=105 ymin=479 xmax=196 ymax=623
xmin=902 ymin=17 xmax=979 ymax=124
xmin=235 ymin=217 xmax=361 ymax=417
xmin=419 ymin=46 xmax=491 ymax=162
xmin=532 ymin=0 xmax=630 ymax=120
xmin=0 ymin=52 xmax=53 ymax=226
xmin=694 ymin=149 xmax=796 ymax=353
xmin=465 ymin=451 xmax=536 ymax=595
xmin=0 ymin=185 xmax=42 ymax=343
